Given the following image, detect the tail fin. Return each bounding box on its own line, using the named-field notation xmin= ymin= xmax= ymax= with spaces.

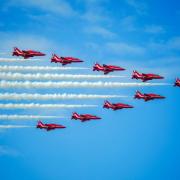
xmin=37 ymin=120 xmax=43 ymax=125
xmin=134 ymin=91 xmax=143 ymax=98
xmin=37 ymin=120 xmax=44 ymax=128
xmin=14 ymin=47 xmax=22 ymax=53
xmin=132 ymin=70 xmax=141 ymax=79
xmin=104 ymin=100 xmax=111 ymax=106
xmin=103 ymin=100 xmax=112 ymax=108
xmin=71 ymin=112 xmax=79 ymax=119
xmin=51 ymin=54 xmax=59 ymax=62
xmin=133 ymin=70 xmax=140 ymax=75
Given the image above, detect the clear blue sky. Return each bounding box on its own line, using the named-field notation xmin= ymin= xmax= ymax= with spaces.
xmin=0 ymin=0 xmax=180 ymax=179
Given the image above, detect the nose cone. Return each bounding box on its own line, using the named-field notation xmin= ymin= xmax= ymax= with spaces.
xmin=40 ymin=52 xmax=46 ymax=56
xmin=158 ymin=75 xmax=164 ymax=79
xmin=96 ymin=116 xmax=101 ymax=119
xmin=160 ymin=96 xmax=165 ymax=99
xmin=117 ymin=67 xmax=125 ymax=71
xmin=128 ymin=105 xmax=134 ymax=108
xmin=61 ymin=125 xmax=66 ymax=128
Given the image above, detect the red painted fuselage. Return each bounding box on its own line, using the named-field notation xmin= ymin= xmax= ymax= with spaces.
xmin=103 ymin=101 xmax=133 ymax=110
xmin=51 ymin=54 xmax=83 ymax=66
xmin=93 ymin=63 xmax=125 ymax=74
xmin=71 ymin=112 xmax=101 ymax=122
xmin=36 ymin=121 xmax=66 ymax=131
xmin=12 ymin=47 xmax=45 ymax=59
xmin=134 ymin=91 xmax=165 ymax=101
xmin=132 ymin=70 xmax=164 ymax=82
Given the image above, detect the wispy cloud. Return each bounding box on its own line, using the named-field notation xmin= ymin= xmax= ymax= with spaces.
xmin=144 ymin=25 xmax=165 ymax=34
xmin=0 ymin=32 xmax=58 ymax=53
xmin=105 ymin=42 xmax=146 ymax=55
xmin=149 ymin=36 xmax=180 ymax=51
xmin=0 ymin=146 xmax=20 ymax=157
xmin=125 ymin=0 xmax=147 ymax=14
xmin=120 ymin=16 xmax=137 ymax=31
xmin=6 ymin=0 xmax=77 ymax=17
xmin=83 ymin=26 xmax=116 ymax=38
xmin=80 ymin=0 xmax=110 ymax=23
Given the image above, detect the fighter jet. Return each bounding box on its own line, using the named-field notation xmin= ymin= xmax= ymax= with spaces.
xmin=93 ymin=63 xmax=125 ymax=74
xmin=71 ymin=112 xmax=101 ymax=122
xmin=36 ymin=121 xmax=66 ymax=131
xmin=12 ymin=47 xmax=45 ymax=59
xmin=103 ymin=100 xmax=133 ymax=110
xmin=174 ymin=78 xmax=180 ymax=87
xmin=132 ymin=70 xmax=164 ymax=82
xmin=51 ymin=54 xmax=83 ymax=66
xmin=134 ymin=91 xmax=165 ymax=101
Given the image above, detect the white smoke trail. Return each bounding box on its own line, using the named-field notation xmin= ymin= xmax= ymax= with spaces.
xmin=0 ymin=125 xmax=32 ymax=129
xmin=0 ymin=115 xmax=64 ymax=120
xmin=0 ymin=58 xmax=41 ymax=62
xmin=0 ymin=93 xmax=126 ymax=100
xmin=0 ymin=65 xmax=89 ymax=71
xmin=0 ymin=72 xmax=125 ymax=81
xmin=0 ymin=103 xmax=97 ymax=109
xmin=0 ymin=80 xmax=170 ymax=89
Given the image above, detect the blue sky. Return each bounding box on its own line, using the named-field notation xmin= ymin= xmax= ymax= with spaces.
xmin=0 ymin=0 xmax=180 ymax=179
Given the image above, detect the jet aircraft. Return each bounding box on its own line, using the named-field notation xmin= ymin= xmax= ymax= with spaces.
xmin=51 ymin=54 xmax=83 ymax=65
xmin=12 ymin=47 xmax=45 ymax=59
xmin=134 ymin=91 xmax=165 ymax=101
xmin=93 ymin=63 xmax=125 ymax=74
xmin=132 ymin=70 xmax=164 ymax=82
xmin=71 ymin=112 xmax=101 ymax=122
xmin=36 ymin=121 xmax=66 ymax=131
xmin=103 ymin=100 xmax=133 ymax=110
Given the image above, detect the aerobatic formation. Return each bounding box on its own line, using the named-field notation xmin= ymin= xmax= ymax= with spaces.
xmin=0 ymin=47 xmax=179 ymax=131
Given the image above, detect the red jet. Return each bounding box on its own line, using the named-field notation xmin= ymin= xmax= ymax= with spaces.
xmin=134 ymin=91 xmax=165 ymax=101
xmin=174 ymin=78 xmax=180 ymax=87
xmin=71 ymin=112 xmax=101 ymax=122
xmin=93 ymin=63 xmax=125 ymax=74
xmin=132 ymin=70 xmax=164 ymax=82
xmin=103 ymin=100 xmax=133 ymax=110
xmin=12 ymin=47 xmax=45 ymax=59
xmin=51 ymin=54 xmax=83 ymax=66
xmin=36 ymin=121 xmax=66 ymax=131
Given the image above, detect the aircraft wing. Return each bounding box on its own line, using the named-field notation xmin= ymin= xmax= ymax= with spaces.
xmin=103 ymin=64 xmax=113 ymax=70
xmin=144 ymin=94 xmax=151 ymax=97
